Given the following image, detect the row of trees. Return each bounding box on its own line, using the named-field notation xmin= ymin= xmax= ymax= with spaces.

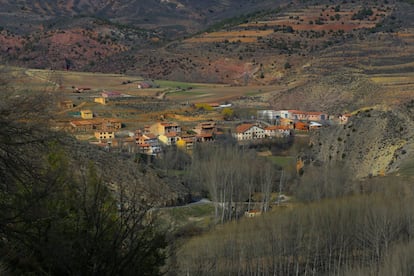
xmin=184 ymin=143 xmax=291 ymax=223
xmin=177 ymin=177 xmax=414 ymax=275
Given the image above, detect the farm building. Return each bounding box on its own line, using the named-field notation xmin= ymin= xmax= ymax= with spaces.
xmin=80 ymin=110 xmax=93 ymax=119
xmin=102 ymin=91 xmax=122 ymax=98
xmin=233 ymin=124 xmax=266 ymax=141
xmin=94 ymin=131 xmax=115 ymax=140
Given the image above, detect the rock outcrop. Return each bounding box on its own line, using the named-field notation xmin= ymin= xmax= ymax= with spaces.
xmin=305 ymin=102 xmax=414 ymax=179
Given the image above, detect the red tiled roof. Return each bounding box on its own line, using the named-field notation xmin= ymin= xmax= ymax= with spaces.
xmin=235 ymin=123 xmax=254 ymax=134
xmin=160 ymin=122 xmax=179 ymax=127
xmin=306 ymin=111 xmax=325 ymax=116
xmin=288 ymin=109 xmax=306 ymax=114
xmin=165 ymin=132 xmax=178 ymax=137
xmin=207 ymin=103 xmax=220 ymax=107
xmin=196 ymin=133 xmax=213 ymax=138
xmin=144 ymin=133 xmax=157 ymax=139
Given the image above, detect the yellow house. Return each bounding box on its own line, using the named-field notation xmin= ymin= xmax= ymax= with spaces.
xmin=59 ymin=100 xmax=74 ymax=109
xmin=94 ymin=97 xmax=107 ymax=105
xmin=94 ymin=131 xmax=115 ymax=140
xmin=80 ymin=110 xmax=93 ymax=119
xmin=158 ymin=133 xmax=180 ymax=146
xmin=149 ymin=122 xmax=181 ymax=136
xmin=177 ymin=136 xmax=195 ymax=151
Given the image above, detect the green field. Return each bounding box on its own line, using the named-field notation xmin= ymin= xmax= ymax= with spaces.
xmin=267 ymin=156 xmax=295 ymax=168
xmin=156 ymin=80 xmax=219 ymax=89
xmin=158 ymin=203 xmax=215 ymax=230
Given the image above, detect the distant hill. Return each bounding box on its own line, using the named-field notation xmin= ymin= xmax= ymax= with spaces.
xmin=0 ymin=0 xmax=284 ymax=35
xmin=0 ymin=0 xmax=413 ymax=112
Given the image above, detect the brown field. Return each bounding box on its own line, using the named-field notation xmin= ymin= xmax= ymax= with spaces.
xmin=186 ymin=4 xmax=392 ymax=45
xmin=166 ymin=85 xmax=277 ymax=103
xmin=4 ymin=66 xmax=281 ymax=105
xmin=185 ymin=30 xmax=273 ymax=43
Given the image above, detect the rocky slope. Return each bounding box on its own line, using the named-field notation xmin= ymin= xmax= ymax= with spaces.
xmin=305 ymin=101 xmax=414 ymax=179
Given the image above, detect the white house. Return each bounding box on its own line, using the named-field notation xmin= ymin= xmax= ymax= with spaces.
xmin=233 ymin=124 xmax=266 ymax=141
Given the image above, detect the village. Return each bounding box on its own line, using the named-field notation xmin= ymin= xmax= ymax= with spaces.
xmin=56 ymin=87 xmax=353 ymax=157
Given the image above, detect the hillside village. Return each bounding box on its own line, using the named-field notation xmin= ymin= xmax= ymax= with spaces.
xmin=56 ymin=90 xmax=352 ymax=157
xmin=2 ymin=0 xmax=414 ymax=274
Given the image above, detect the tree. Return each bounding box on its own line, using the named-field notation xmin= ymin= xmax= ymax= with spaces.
xmin=0 ymin=74 xmax=167 ymax=275
xmin=284 ymin=62 xmax=292 ymax=69
xmin=221 ymin=107 xmax=234 ymax=120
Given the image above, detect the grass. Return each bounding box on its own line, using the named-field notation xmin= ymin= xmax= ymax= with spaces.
xmin=267 ymin=156 xmax=295 ymax=168
xmin=399 ymin=157 xmax=414 ymax=177
xmin=168 ymin=90 xmax=208 ymax=96
xmin=159 ymin=203 xmax=215 ymax=229
xmin=156 ymin=80 xmax=212 ymax=89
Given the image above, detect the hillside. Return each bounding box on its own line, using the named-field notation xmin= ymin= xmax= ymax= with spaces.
xmin=0 ymin=0 xmax=282 ymax=35
xmin=0 ymin=0 xmax=285 ymax=72
xmin=304 ymin=101 xmax=414 ymax=179
xmin=0 ymin=0 xmax=413 ymax=113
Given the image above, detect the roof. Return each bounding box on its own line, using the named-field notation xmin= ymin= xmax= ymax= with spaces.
xmin=265 ymin=125 xmax=290 ymax=131
xmin=207 ymin=103 xmax=220 ymax=107
xmin=235 ymin=123 xmax=254 ymax=134
xmin=288 ymin=109 xmax=306 ymax=114
xmin=160 ymin=122 xmax=179 ymax=127
xmin=181 ymin=137 xmax=196 ymax=143
xmin=306 ymin=111 xmax=325 ymax=116
xmin=94 ymin=130 xmax=115 ymax=134
xmin=165 ymin=132 xmax=178 ymax=137
xmin=143 ymin=133 xmax=157 ymax=139
xmin=199 ymin=122 xmax=216 ymax=128
xmin=196 ymin=133 xmax=213 ymax=138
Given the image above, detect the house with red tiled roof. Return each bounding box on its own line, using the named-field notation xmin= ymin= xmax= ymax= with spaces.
xmin=94 ymin=131 xmax=115 ymax=141
xmin=287 ymin=110 xmax=328 ymax=121
xmin=148 ymin=122 xmax=182 ymax=146
xmin=177 ymin=135 xmax=196 ymax=151
xmin=135 ymin=132 xmax=161 ymax=155
xmin=69 ymin=118 xmax=121 ymax=133
xmin=102 ymin=91 xmax=122 ymax=98
xmin=288 ymin=110 xmax=308 ymax=121
xmin=149 ymin=122 xmax=181 ymax=136
xmin=194 ymin=121 xmax=216 ymax=142
xmin=233 ymin=123 xmax=265 ymax=141
xmin=306 ymin=111 xmax=327 ymax=121
xmin=158 ymin=132 xmax=181 ymax=146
